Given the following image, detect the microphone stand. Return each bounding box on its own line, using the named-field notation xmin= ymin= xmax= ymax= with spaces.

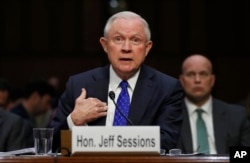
xmin=109 ymin=91 xmax=134 ymax=126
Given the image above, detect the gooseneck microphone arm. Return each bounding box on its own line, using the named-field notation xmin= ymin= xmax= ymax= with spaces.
xmin=108 ymin=91 xmax=134 ymax=126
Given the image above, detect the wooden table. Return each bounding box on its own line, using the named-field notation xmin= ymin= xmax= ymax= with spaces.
xmin=0 ymin=155 xmax=229 ymax=163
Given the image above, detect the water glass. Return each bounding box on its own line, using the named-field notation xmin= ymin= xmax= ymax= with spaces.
xmin=33 ymin=128 xmax=54 ymax=155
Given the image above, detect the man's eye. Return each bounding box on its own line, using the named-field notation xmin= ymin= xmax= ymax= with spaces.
xmin=132 ymin=38 xmax=141 ymax=45
xmin=115 ymin=37 xmax=121 ymax=41
xmin=200 ymin=72 xmax=209 ymax=77
xmin=114 ymin=37 xmax=123 ymax=43
xmin=186 ymin=73 xmax=195 ymax=77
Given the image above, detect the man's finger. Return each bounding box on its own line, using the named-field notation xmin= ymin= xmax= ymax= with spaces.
xmin=78 ymin=88 xmax=87 ymax=100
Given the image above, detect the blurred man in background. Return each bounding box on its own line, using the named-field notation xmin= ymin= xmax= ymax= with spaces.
xmin=0 ymin=78 xmax=12 ymax=110
xmin=0 ymin=108 xmax=26 ymax=151
xmin=177 ymin=54 xmax=250 ymax=154
xmin=10 ymin=79 xmax=56 ymax=147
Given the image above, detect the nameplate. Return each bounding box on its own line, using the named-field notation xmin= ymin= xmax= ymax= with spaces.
xmin=72 ymin=126 xmax=160 ymax=155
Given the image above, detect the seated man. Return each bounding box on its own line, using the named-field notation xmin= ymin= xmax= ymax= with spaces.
xmin=10 ymin=79 xmax=56 ymax=147
xmin=49 ymin=11 xmax=184 ymax=152
xmin=177 ymin=54 xmax=250 ymax=154
xmin=0 ymin=108 xmax=26 ymax=151
xmin=0 ymin=78 xmax=12 ymax=110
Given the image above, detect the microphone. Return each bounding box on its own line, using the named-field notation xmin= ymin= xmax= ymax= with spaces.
xmin=108 ymin=91 xmax=134 ymax=126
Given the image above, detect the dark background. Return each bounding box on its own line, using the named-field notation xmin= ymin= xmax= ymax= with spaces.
xmin=0 ymin=0 xmax=249 ymax=104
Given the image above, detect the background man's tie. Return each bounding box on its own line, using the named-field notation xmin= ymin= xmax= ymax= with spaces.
xmin=113 ymin=81 xmax=130 ymax=126
xmin=196 ymin=109 xmax=210 ymax=154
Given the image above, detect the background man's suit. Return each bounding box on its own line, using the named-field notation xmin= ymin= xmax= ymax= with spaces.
xmin=0 ymin=109 xmax=26 ymax=151
xmin=50 ymin=65 xmax=184 ymax=151
xmin=177 ymin=98 xmax=250 ymax=154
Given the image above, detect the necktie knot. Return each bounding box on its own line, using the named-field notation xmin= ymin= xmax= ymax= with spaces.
xmin=120 ymin=80 xmax=128 ymax=89
xmin=196 ymin=109 xmax=204 ymax=118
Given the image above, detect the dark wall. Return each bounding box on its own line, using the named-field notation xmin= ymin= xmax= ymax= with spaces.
xmin=0 ymin=0 xmax=249 ymax=104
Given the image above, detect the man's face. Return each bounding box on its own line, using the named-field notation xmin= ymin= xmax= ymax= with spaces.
xmin=100 ymin=18 xmax=152 ymax=80
xmin=34 ymin=94 xmax=52 ymax=115
xmin=0 ymin=90 xmax=9 ymax=107
xmin=179 ymin=56 xmax=215 ymax=104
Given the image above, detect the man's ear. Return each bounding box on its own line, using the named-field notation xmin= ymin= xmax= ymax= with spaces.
xmin=145 ymin=41 xmax=153 ymax=57
xmin=179 ymin=74 xmax=184 ymax=86
xmin=100 ymin=37 xmax=108 ymax=53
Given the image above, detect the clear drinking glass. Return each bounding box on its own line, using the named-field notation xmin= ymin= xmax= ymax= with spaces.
xmin=33 ymin=128 xmax=54 ymax=155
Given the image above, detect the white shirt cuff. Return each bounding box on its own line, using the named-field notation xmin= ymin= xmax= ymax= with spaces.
xmin=67 ymin=114 xmax=75 ymax=130
xmin=67 ymin=113 xmax=88 ymax=129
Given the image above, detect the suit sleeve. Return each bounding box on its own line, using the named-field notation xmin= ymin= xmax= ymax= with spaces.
xmin=239 ymin=107 xmax=250 ymax=146
xmin=5 ymin=115 xmax=26 ymax=151
xmin=49 ymin=76 xmax=82 ymax=152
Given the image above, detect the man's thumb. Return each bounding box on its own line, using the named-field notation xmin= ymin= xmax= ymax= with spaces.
xmin=79 ymin=88 xmax=87 ymax=99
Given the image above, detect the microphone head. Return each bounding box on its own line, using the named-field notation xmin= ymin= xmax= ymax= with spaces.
xmin=109 ymin=91 xmax=115 ymax=100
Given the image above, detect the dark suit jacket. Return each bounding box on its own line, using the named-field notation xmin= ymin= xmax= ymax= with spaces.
xmin=0 ymin=109 xmax=26 ymax=151
xmin=177 ymin=98 xmax=250 ymax=154
xmin=50 ymin=65 xmax=184 ymax=151
xmin=10 ymin=103 xmax=34 ymax=148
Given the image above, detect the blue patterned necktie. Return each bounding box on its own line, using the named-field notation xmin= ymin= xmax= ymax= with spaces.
xmin=113 ymin=81 xmax=130 ymax=126
xmin=196 ymin=109 xmax=210 ymax=154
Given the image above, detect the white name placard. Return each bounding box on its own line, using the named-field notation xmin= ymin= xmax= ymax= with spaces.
xmin=72 ymin=126 xmax=160 ymax=155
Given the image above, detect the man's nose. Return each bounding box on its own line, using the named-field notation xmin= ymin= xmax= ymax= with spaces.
xmin=122 ymin=40 xmax=132 ymax=51
xmin=194 ymin=74 xmax=201 ymax=82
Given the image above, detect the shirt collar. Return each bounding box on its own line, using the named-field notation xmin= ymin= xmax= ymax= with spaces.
xmin=185 ymin=96 xmax=213 ymax=116
xmin=109 ymin=65 xmax=140 ymax=91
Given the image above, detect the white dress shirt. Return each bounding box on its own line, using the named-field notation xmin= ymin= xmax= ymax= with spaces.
xmin=106 ymin=66 xmax=139 ymax=126
xmin=185 ymin=96 xmax=217 ymax=154
xmin=67 ymin=65 xmax=139 ymax=128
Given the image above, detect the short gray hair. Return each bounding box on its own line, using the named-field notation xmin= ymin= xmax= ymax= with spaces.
xmin=103 ymin=11 xmax=151 ymax=41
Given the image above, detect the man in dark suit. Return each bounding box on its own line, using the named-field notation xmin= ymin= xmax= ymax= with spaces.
xmin=177 ymin=54 xmax=250 ymax=154
xmin=10 ymin=79 xmax=56 ymax=147
xmin=0 ymin=78 xmax=12 ymax=110
xmin=50 ymin=11 xmax=184 ymax=152
xmin=0 ymin=108 xmax=26 ymax=151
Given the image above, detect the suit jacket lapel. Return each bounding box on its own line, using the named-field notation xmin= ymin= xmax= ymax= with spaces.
xmin=181 ymin=103 xmax=194 ymax=153
xmin=0 ymin=111 xmax=3 ymax=127
xmin=87 ymin=66 xmax=109 ymax=125
xmin=87 ymin=66 xmax=109 ymax=101
xmin=213 ymin=99 xmax=228 ymax=154
xmin=128 ymin=66 xmax=154 ymax=125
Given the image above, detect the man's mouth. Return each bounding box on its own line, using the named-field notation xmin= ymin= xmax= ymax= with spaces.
xmin=119 ymin=58 xmax=132 ymax=61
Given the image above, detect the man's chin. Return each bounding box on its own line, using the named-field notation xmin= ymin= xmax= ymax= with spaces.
xmin=188 ymin=95 xmax=207 ymax=103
